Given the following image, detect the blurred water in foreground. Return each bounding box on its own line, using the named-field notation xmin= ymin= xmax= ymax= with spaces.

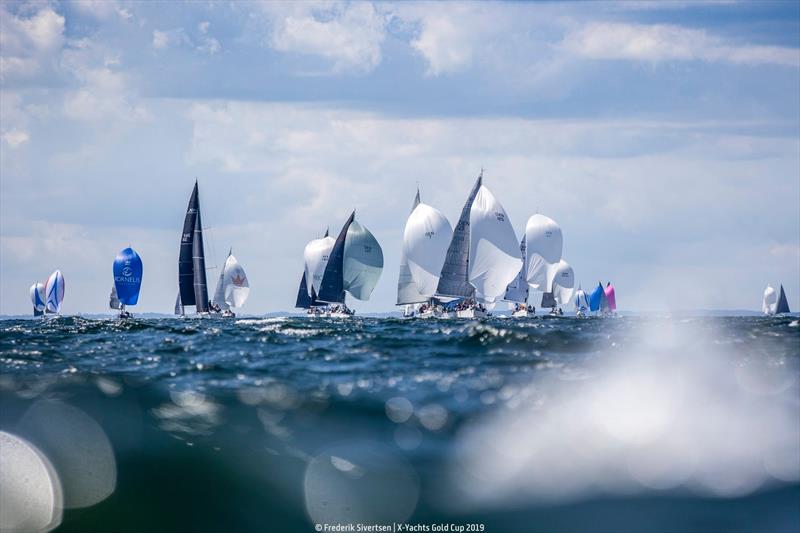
xmin=0 ymin=315 xmax=798 ymax=532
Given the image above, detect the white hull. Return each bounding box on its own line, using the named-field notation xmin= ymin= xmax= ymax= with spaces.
xmin=511 ymin=309 xmax=528 ymax=318
xmin=456 ymin=308 xmax=488 ymax=319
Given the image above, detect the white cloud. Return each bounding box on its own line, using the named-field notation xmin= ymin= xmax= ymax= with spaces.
xmin=269 ymin=2 xmax=387 ymax=73
xmin=70 ymin=0 xmax=132 ymax=21
xmin=1 ymin=129 xmax=30 ymax=148
xmin=562 ymin=22 xmax=800 ymax=67
xmin=152 ymin=28 xmax=191 ymax=50
xmin=0 ymin=6 xmax=65 ymax=81
xmin=410 ymin=13 xmax=474 ymax=76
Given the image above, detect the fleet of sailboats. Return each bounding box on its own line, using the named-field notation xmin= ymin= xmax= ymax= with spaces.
xmin=22 ymin=176 xmax=796 ymax=319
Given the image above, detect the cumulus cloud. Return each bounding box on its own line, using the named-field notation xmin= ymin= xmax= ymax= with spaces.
xmin=0 ymin=6 xmax=65 ymax=81
xmin=1 ymin=130 xmax=30 ymax=148
xmin=152 ymin=28 xmax=191 ymax=50
xmin=268 ymin=2 xmax=387 ymax=73
xmin=70 ymin=0 xmax=132 ymax=21
xmin=562 ymin=22 xmax=800 ymax=67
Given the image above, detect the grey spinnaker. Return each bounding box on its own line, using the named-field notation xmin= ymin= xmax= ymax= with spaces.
xmin=342 ymin=219 xmax=384 ymax=301
xmin=436 ymin=173 xmax=482 ymax=298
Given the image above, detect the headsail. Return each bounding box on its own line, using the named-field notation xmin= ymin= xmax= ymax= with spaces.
xmin=403 ymin=199 xmax=453 ymax=302
xmin=436 ymin=174 xmax=482 ymax=298
xmin=174 ymin=292 xmax=184 ymax=316
xmin=45 ymin=270 xmax=65 ymax=314
xmin=295 ymin=272 xmax=313 ymax=308
xmin=30 ymin=282 xmax=45 ymax=316
xmin=504 ymin=237 xmax=528 ymax=303
xmin=525 ymin=214 xmax=563 ymax=290
xmin=114 ymin=247 xmax=143 ymax=306
xmin=468 ymin=185 xmax=522 ymax=303
xmin=178 ymin=181 xmax=209 ymax=312
xmin=762 ymin=284 xmax=777 ymax=315
xmin=776 ymin=285 xmax=791 ymax=314
xmin=604 ymin=282 xmax=617 ymax=313
xmin=551 ymin=260 xmax=575 ymax=306
xmin=342 ymin=219 xmax=384 ymax=301
xmin=318 ymin=212 xmax=355 ymax=303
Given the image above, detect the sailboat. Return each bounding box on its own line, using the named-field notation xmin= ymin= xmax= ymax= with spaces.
xmin=316 ymin=211 xmax=384 ymax=317
xmin=397 ymin=188 xmax=453 ymax=318
xmin=525 ymin=214 xmax=563 ymax=314
xmin=110 ymin=247 xmax=143 ymax=318
xmin=29 ymin=282 xmax=45 ymax=316
xmin=211 ymin=249 xmax=249 ymax=318
xmin=763 ymin=284 xmax=791 ymax=315
xmin=589 ymin=281 xmax=608 ymax=316
xmin=550 ymin=259 xmax=575 ymax=316
xmin=44 ymin=270 xmax=65 ymax=316
xmin=573 ymin=285 xmax=589 ymax=318
xmin=604 ymin=282 xmax=617 ymax=315
xmin=504 ymin=237 xmax=530 ymax=317
xmin=434 ymin=171 xmax=521 ymax=318
xmin=175 ymin=181 xmax=209 ymax=317
xmin=296 ymin=229 xmax=335 ymax=315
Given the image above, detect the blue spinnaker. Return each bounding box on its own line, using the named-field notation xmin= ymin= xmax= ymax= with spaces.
xmin=589 ymin=282 xmax=604 ymax=312
xmin=114 ymin=247 xmax=143 ymax=306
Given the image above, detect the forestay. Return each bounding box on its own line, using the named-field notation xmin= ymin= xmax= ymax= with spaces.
xmin=468 ymin=185 xmax=522 ymax=303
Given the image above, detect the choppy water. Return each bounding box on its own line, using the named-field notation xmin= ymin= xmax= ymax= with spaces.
xmin=1 ymin=315 xmax=798 ymax=533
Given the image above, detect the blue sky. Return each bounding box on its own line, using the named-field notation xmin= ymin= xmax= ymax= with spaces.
xmin=1 ymin=0 xmax=798 ymax=314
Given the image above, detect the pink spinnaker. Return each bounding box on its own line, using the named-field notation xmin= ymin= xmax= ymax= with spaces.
xmin=604 ymin=283 xmax=616 ymax=312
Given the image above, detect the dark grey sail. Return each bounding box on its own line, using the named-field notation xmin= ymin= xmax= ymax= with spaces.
xmin=296 ymin=272 xmax=312 ymax=308
xmin=541 ymin=291 xmax=556 ymax=308
xmin=192 ymin=203 xmax=209 ymax=312
xmin=318 ymin=211 xmax=355 ymax=304
xmin=776 ymin=284 xmax=791 ymax=314
xmin=179 ymin=182 xmax=200 ymax=306
xmin=435 ymin=173 xmax=483 ymax=298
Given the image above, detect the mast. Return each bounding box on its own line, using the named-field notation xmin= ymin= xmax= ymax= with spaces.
xmin=436 ymin=172 xmax=483 ymax=298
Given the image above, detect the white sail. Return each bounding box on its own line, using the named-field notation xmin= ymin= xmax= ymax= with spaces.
xmin=525 ymin=214 xmax=563 ymax=290
xmin=763 ymin=284 xmax=777 ymax=315
xmin=212 ymin=260 xmax=228 ymax=311
xmin=397 ymin=191 xmax=426 ymax=305
xmin=44 ymin=270 xmax=65 ymax=314
xmin=174 ymin=291 xmax=183 ymax=316
xmin=503 ymin=237 xmax=528 ymax=303
xmin=222 ymin=253 xmax=249 ymax=308
xmin=109 ymin=286 xmax=122 ymax=310
xmin=304 ymin=235 xmax=336 ymax=297
xmin=30 ymin=283 xmax=46 ymax=312
xmin=343 ymin=219 xmax=384 ymax=301
xmin=404 ymin=203 xmax=453 ymax=299
xmin=574 ymin=286 xmax=589 ymax=311
xmin=468 ymin=185 xmax=522 ymax=303
xmin=551 ymin=259 xmax=575 ymax=305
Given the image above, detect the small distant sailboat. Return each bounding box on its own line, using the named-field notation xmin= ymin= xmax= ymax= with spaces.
xmin=573 ymin=285 xmax=589 ymax=318
xmin=435 ymin=171 xmax=521 ymax=318
xmin=550 ymin=259 xmax=575 ymax=315
xmin=110 ymin=247 xmax=143 ymax=318
xmin=29 ymin=282 xmax=46 ymax=316
xmin=604 ymin=282 xmax=617 ymax=315
xmin=504 ymin=237 xmax=531 ymax=317
xmin=44 ymin=270 xmax=65 ymax=315
xmin=211 ymin=249 xmax=249 ymax=318
xmin=526 ymin=214 xmax=564 ymax=315
xmin=175 ymin=181 xmax=209 ymax=317
xmin=763 ymin=284 xmax=791 ymax=315
xmin=589 ymin=282 xmax=605 ymax=316
xmin=316 ymin=211 xmax=384 ymax=317
xmin=397 ymin=188 xmax=453 ymax=318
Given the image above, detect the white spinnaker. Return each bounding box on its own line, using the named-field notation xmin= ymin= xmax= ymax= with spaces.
xmin=525 ymin=214 xmax=563 ymax=290
xmin=304 ymin=236 xmax=336 ymax=296
xmin=44 ymin=270 xmax=64 ymax=314
xmin=574 ymin=287 xmax=589 ymax=311
xmin=762 ymin=284 xmax=777 ymax=315
xmin=404 ymin=203 xmax=453 ymax=299
xmin=551 ymin=259 xmax=575 ymax=305
xmin=343 ymin=220 xmax=384 ymax=301
xmin=468 ymin=185 xmax=522 ymax=303
xmin=30 ymin=283 xmax=46 ymax=312
xmin=223 ymin=254 xmax=249 ymax=308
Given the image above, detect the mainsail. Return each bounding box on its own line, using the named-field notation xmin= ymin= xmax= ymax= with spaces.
xmin=109 ymin=286 xmax=122 ymax=310
xmin=45 ymin=270 xmax=65 ymax=314
xmin=174 ymin=292 xmax=183 ymax=316
xmin=762 ymin=284 xmax=777 ymax=315
xmin=114 ymin=247 xmax=143 ymax=307
xmin=212 ymin=250 xmax=250 ymax=310
xmin=402 ymin=194 xmax=453 ymax=303
xmin=30 ymin=282 xmax=45 ymax=316
xmin=525 ymin=214 xmax=563 ymax=290
xmin=295 ymin=272 xmax=313 ymax=309
xmin=541 ymin=291 xmax=556 ymax=309
xmin=318 ymin=212 xmax=355 ymax=303
xmin=504 ymin=237 xmax=528 ymax=303
xmin=776 ymin=285 xmax=791 ymax=314
xmin=436 ymin=174 xmax=483 ymax=298
xmin=178 ymin=181 xmax=209 ymax=313
xmin=468 ymin=185 xmax=522 ymax=303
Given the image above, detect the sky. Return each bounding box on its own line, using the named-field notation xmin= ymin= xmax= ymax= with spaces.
xmin=1 ymin=0 xmax=798 ymax=315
